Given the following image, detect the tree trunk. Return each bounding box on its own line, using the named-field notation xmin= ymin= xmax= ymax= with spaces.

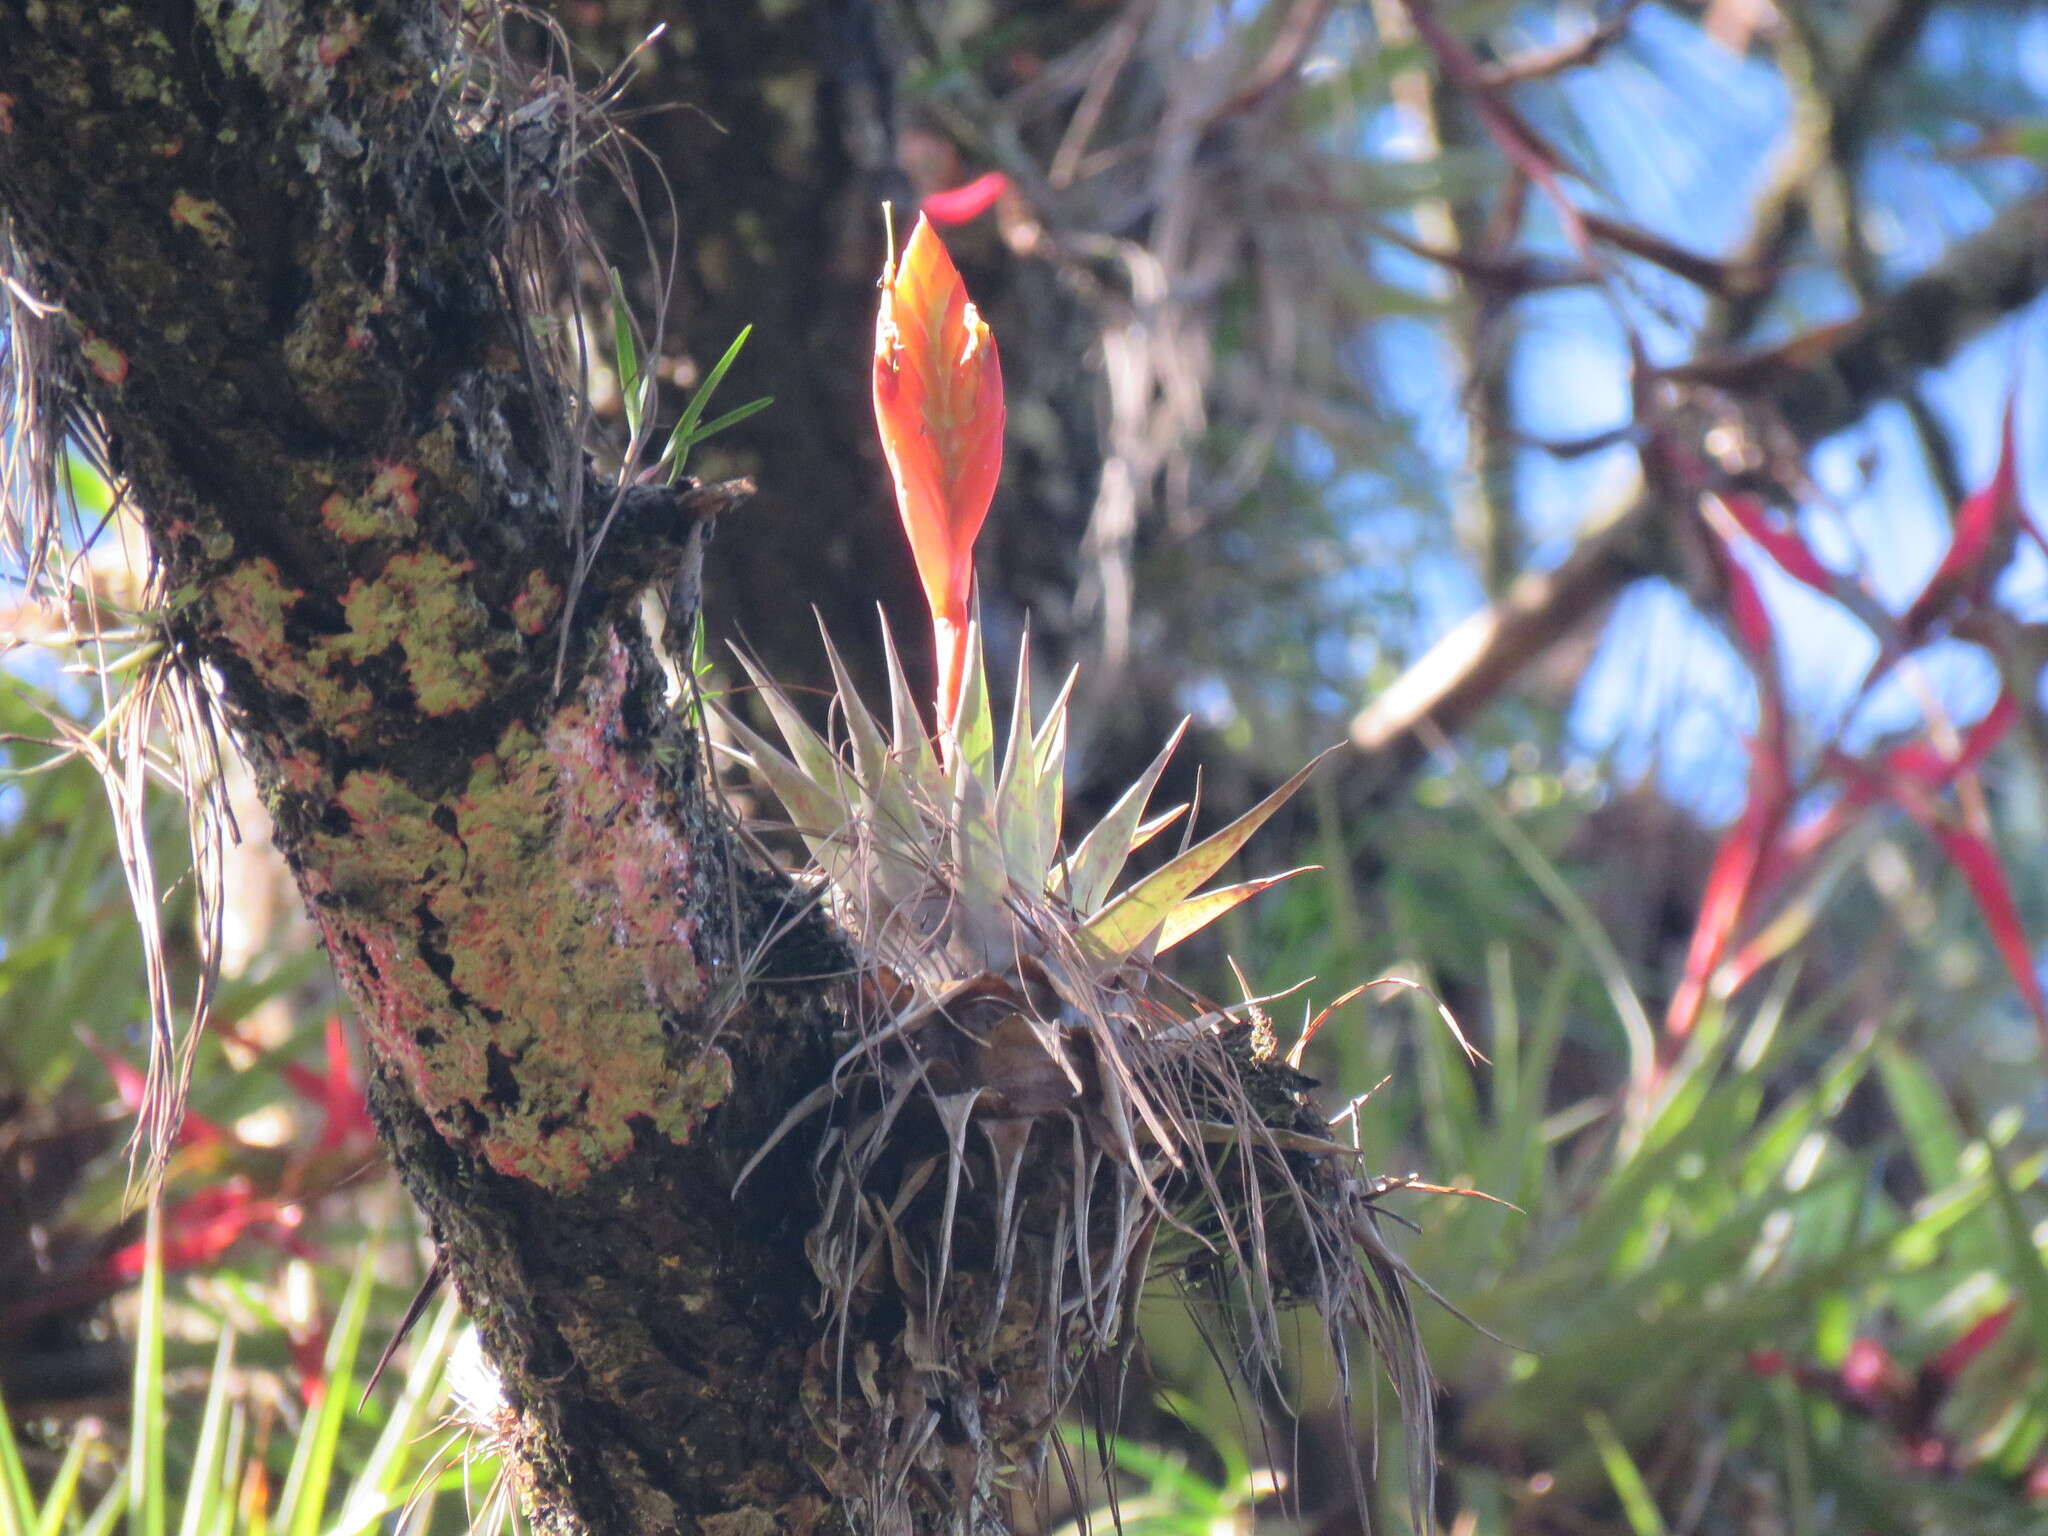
xmin=0 ymin=4 xmax=879 ymax=1530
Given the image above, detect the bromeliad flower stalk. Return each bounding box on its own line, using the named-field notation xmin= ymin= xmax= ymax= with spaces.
xmin=704 ymin=201 xmax=1446 ymax=1532
xmin=872 ymin=210 xmax=1004 ymax=740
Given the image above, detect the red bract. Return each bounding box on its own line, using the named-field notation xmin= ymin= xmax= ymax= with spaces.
xmin=1714 ymin=492 xmax=1838 ymax=601
xmin=922 ymin=171 xmax=1010 ymax=227
xmin=873 ymin=212 xmax=1005 ymax=735
xmin=1666 ymin=382 xmax=2045 ymax=1056
xmin=1667 ymin=764 xmax=1787 ymax=1039
xmin=213 ymin=1013 xmax=375 ymax=1155
xmin=1760 ymin=1313 xmax=2041 ymax=1497
xmin=1885 ymin=692 xmax=2017 ymax=788
xmin=1932 ymin=1303 xmax=2013 ymax=1381
xmin=1745 ymin=1347 xmax=1788 ymax=1376
xmin=1901 ymin=391 xmax=2044 ymax=639
xmin=99 ymin=1182 xmax=307 ymax=1283
xmin=1841 ymin=1337 xmax=1902 ymax=1400
xmin=1668 ymin=552 xmax=1789 ymax=1041
xmin=1925 ymin=821 xmax=2048 ymax=1049
xmin=1720 ymin=547 xmax=1777 ymax=668
xmin=85 ymin=1032 xmax=230 ymax=1148
xmin=1810 ymin=739 xmax=2047 ymax=1049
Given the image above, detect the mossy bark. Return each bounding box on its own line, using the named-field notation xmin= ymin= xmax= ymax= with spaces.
xmin=0 ymin=4 xmax=875 ymax=1531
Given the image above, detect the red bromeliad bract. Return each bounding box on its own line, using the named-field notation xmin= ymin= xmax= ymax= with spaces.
xmin=872 ymin=211 xmax=1004 ymax=738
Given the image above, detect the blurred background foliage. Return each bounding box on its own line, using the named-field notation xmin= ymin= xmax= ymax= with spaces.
xmin=5 ymin=0 xmax=2048 ymax=1531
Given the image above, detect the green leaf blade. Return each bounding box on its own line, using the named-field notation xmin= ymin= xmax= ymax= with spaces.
xmin=1081 ymin=747 xmax=1335 ymax=966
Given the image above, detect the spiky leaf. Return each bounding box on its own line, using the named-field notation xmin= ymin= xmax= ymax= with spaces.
xmin=1081 ymin=749 xmax=1336 ymax=967
xmin=949 ymin=619 xmax=995 ymax=777
xmin=880 ymin=613 xmax=944 ymax=804
xmin=1062 ymin=721 xmax=1188 ymax=914
xmin=1155 ymin=867 xmax=1320 ymax=954
xmin=995 ymin=633 xmax=1050 ymax=886
xmin=713 ymin=711 xmax=857 ymax=884
xmin=1031 ymin=667 xmax=1077 ymax=865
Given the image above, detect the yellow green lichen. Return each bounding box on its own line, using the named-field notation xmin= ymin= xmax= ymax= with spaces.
xmin=168 ymin=190 xmax=232 ymax=249
xmin=209 ymin=556 xmax=371 ymax=723
xmin=199 ymin=0 xmax=293 ymax=86
xmin=329 ymin=550 xmax=492 ymax=715
xmin=511 ymin=568 xmax=562 ymax=635
xmin=320 ymin=462 xmax=419 ymax=542
xmin=304 ymin=669 xmax=726 ymax=1193
xmin=80 ymin=334 xmax=129 ymax=384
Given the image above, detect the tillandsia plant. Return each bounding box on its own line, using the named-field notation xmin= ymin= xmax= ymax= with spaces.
xmin=715 ymin=213 xmax=1455 ymax=1529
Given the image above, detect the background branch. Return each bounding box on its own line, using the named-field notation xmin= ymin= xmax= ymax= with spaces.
xmin=1345 ymin=189 xmax=2048 ymax=798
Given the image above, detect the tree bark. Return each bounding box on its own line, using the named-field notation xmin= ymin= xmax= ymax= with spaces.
xmin=0 ymin=5 xmax=867 ymax=1531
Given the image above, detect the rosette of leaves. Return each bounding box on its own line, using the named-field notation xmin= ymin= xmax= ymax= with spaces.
xmin=707 ymin=211 xmax=1444 ymax=1536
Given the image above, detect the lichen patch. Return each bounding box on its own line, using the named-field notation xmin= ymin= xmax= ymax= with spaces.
xmin=80 ymin=333 xmax=129 ymax=384
xmin=511 ymin=568 xmax=562 ymax=636
xmin=168 ymin=190 xmax=232 ymax=248
xmin=328 ymin=550 xmax=492 ymax=715
xmin=320 ymin=461 xmax=419 ymax=542
xmin=303 ymin=642 xmax=725 ymax=1192
xmin=209 ymin=556 xmax=371 ymax=725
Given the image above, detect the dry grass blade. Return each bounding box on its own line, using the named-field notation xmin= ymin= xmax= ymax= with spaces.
xmin=0 ymin=344 xmax=228 ymax=1193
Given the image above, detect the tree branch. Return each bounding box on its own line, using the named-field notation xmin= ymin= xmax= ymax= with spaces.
xmin=1344 ymin=189 xmax=2048 ymax=797
xmin=1711 ymin=0 xmax=1938 ymax=341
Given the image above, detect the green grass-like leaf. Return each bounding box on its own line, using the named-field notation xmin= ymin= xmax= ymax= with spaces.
xmin=662 ymin=326 xmax=769 ymax=485
xmin=607 ymin=268 xmax=644 ymax=441
xmin=129 ymin=1203 xmax=166 ymax=1536
xmin=276 ymin=1243 xmax=378 ymax=1536
xmin=1585 ymin=1409 xmax=1668 ymax=1536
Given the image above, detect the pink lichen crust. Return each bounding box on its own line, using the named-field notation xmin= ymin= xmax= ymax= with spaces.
xmin=305 ymin=639 xmax=728 ymax=1191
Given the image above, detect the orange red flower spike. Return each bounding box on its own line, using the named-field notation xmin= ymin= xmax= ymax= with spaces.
xmin=873 ymin=211 xmax=1005 ymax=736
